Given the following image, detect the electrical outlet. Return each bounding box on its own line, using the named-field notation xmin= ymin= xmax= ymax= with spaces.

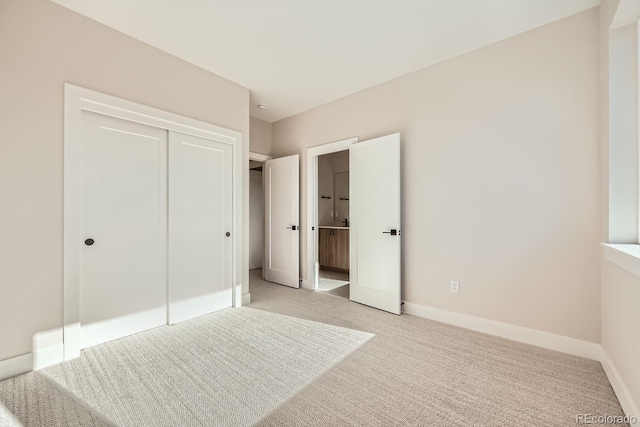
xmin=450 ymin=280 xmax=460 ymax=293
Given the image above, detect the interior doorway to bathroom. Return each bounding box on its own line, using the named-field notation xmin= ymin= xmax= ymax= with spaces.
xmin=316 ymin=149 xmax=350 ymax=298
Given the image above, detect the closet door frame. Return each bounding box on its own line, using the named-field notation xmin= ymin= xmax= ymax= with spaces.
xmin=63 ymin=84 xmax=243 ymax=362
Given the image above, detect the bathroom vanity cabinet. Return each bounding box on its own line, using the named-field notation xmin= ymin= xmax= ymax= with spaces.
xmin=319 ymin=227 xmax=349 ymax=272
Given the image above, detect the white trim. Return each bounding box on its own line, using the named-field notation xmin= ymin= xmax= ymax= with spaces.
xmin=63 ymin=323 xmax=81 ymax=362
xmin=74 ymin=91 xmax=239 ymax=144
xmin=601 ymin=348 xmax=640 ymax=421
xmin=233 ymin=133 xmax=243 ymax=310
xmin=300 ymin=279 xmax=311 ymax=290
xmin=602 ymin=244 xmax=640 ymax=278
xmin=81 ymin=307 xmax=167 ymax=349
xmin=234 ymin=283 xmax=243 ymax=309
xmin=0 ymin=353 xmax=33 ymax=381
xmin=249 ymin=151 xmax=272 ymax=162
xmin=306 ymin=137 xmax=358 ymax=291
xmin=169 ymin=291 xmax=233 ymax=325
xmin=33 ymin=327 xmax=64 ymax=370
xmin=402 ymin=302 xmax=600 ymax=360
xmin=242 ymin=293 xmax=251 ymax=305
xmin=248 ymin=151 xmax=269 ymax=292
xmin=64 ymin=84 xmax=243 ymax=360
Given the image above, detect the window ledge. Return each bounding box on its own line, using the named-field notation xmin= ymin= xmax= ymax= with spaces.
xmin=601 ymin=243 xmax=640 ymax=278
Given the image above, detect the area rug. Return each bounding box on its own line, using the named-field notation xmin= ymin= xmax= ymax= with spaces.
xmin=0 ymin=307 xmax=373 ymax=427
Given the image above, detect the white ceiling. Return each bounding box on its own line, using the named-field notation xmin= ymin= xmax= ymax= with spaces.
xmin=52 ymin=0 xmax=599 ymax=122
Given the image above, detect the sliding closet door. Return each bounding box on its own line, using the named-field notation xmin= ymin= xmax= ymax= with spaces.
xmin=168 ymin=131 xmax=233 ymax=324
xmin=79 ymin=111 xmax=168 ymax=349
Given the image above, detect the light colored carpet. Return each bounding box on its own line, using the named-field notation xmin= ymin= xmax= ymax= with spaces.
xmin=0 ymin=308 xmax=372 ymax=427
xmin=0 ymin=270 xmax=628 ymax=427
xmin=0 ymin=402 xmax=23 ymax=427
xmin=247 ymin=270 xmax=628 ymax=427
xmin=323 ymin=284 xmax=350 ymax=299
xmin=317 ymin=278 xmax=349 ymax=292
xmin=0 ymin=371 xmax=113 ymax=427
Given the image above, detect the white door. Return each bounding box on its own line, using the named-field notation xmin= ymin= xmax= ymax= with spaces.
xmin=79 ymin=111 xmax=168 ymax=349
xmin=349 ymin=133 xmax=401 ymax=314
xmin=264 ymin=155 xmax=300 ymax=288
xmin=168 ymin=131 xmax=233 ymax=324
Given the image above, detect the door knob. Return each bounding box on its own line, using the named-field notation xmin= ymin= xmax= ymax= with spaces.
xmin=226 ymin=232 xmax=231 ymax=237
xmin=84 ymin=238 xmax=95 ymax=246
xmin=382 ymin=229 xmax=398 ymax=236
xmin=286 ymin=225 xmax=298 ymax=231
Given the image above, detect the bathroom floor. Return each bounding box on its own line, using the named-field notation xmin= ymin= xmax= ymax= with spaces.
xmin=318 ymin=270 xmax=349 ymax=299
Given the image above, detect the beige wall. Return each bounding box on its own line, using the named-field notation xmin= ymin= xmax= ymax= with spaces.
xmin=331 ymin=150 xmax=349 ymax=174
xmin=0 ymin=0 xmax=250 ymax=361
xmin=272 ymin=9 xmax=601 ymax=343
xmin=317 ymin=150 xmax=349 ymax=226
xmin=317 ymin=154 xmax=335 ymax=226
xmin=250 ymin=116 xmax=272 ymax=155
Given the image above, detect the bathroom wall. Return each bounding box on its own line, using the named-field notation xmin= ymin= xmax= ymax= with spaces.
xmin=317 ymin=150 xmax=349 ymax=226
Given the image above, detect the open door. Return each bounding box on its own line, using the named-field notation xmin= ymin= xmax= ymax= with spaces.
xmin=349 ymin=133 xmax=401 ymax=314
xmin=264 ymin=155 xmax=300 ymax=288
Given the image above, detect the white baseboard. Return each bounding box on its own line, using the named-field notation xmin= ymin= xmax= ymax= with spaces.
xmin=170 ymin=290 xmax=233 ymax=324
xmin=242 ymin=293 xmax=251 ymax=305
xmin=81 ymin=307 xmax=167 ymax=350
xmin=402 ymin=302 xmax=601 ymax=360
xmin=600 ymin=348 xmax=639 ymax=421
xmin=33 ymin=327 xmax=64 ymax=370
xmin=63 ymin=322 xmax=81 ymax=361
xmin=234 ymin=284 xmax=243 ymax=308
xmin=0 ymin=353 xmax=33 ymax=381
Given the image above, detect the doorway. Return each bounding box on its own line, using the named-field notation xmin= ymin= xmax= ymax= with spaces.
xmin=249 ymin=152 xmax=271 ymax=284
xmin=306 ymin=137 xmax=357 ymax=292
xmin=316 ymin=150 xmax=350 ymax=299
xmin=255 ymin=134 xmax=402 ymax=314
xmin=306 ymin=134 xmax=402 ymax=315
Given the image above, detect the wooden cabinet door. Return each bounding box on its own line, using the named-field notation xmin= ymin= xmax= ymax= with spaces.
xmin=319 ymin=228 xmax=331 ymax=267
xmin=334 ymin=229 xmax=350 ymax=270
xmin=319 ymin=228 xmax=349 ymax=272
xmin=343 ymin=229 xmax=350 ymax=271
xmin=330 ymin=230 xmax=339 ymax=269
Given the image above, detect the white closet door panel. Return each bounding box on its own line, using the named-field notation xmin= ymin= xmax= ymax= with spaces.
xmin=168 ymin=131 xmax=233 ymax=324
xmin=79 ymin=111 xmax=168 ymax=349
